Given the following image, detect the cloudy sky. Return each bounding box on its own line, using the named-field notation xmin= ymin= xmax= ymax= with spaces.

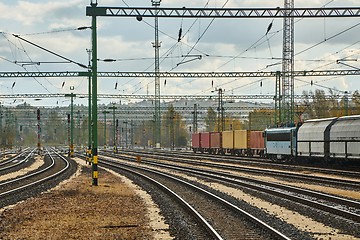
xmin=0 ymin=0 xmax=359 ymax=107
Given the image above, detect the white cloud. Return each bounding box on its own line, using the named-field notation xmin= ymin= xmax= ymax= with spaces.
xmin=0 ymin=0 xmax=359 ymax=105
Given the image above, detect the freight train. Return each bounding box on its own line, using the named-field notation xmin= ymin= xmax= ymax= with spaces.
xmin=192 ymin=115 xmax=360 ymax=162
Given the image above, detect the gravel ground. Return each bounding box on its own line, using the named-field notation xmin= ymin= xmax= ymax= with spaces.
xmin=108 ymin=166 xmax=215 ymax=240
xmin=0 ymin=159 xmax=169 ymax=240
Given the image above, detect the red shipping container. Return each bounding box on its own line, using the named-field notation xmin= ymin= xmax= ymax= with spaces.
xmin=201 ymin=132 xmax=211 ymax=148
xmin=192 ymin=133 xmax=201 ymax=148
xmin=249 ymin=131 xmax=265 ymax=149
xmin=210 ymin=132 xmax=222 ymax=149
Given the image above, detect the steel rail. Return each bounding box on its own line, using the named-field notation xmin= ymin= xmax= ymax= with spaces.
xmin=0 ymin=151 xmax=28 ymax=169
xmin=0 ymin=148 xmax=69 ymax=197
xmin=118 ymin=150 xmax=360 ymax=188
xmin=129 ymin=154 xmax=360 ymax=222
xmin=98 ymin=158 xmax=224 ymax=240
xmin=99 ymin=155 xmax=292 ymax=240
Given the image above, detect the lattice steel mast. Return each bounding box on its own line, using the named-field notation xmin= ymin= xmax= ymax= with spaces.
xmin=152 ymin=0 xmax=161 ymax=147
xmin=282 ymin=0 xmax=295 ymax=125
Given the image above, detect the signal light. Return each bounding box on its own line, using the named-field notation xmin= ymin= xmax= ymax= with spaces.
xmin=67 ymin=114 xmax=70 ymax=123
xmin=37 ymin=109 xmax=40 ymax=120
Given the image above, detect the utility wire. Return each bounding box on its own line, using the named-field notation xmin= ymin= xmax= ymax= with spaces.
xmin=123 ymin=0 xmax=214 ymax=94
xmin=13 ymin=34 xmax=87 ymax=69
xmin=17 ymin=40 xmax=54 ymax=93
xmin=170 ymin=0 xmax=230 ymax=72
xmin=296 ymin=22 xmax=360 ymax=56
xmin=20 ymin=26 xmax=91 ymax=36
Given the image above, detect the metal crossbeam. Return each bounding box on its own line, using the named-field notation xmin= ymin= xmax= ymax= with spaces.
xmin=86 ymin=6 xmax=360 ymax=18
xmin=0 ymin=70 xmax=359 ymax=78
xmin=0 ymin=93 xmax=348 ymax=100
xmin=0 ymin=71 xmax=89 ymax=78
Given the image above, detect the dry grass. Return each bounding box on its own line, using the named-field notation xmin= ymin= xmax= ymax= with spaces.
xmin=0 ymin=167 xmax=154 ymax=240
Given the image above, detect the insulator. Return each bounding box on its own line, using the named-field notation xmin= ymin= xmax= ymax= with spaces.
xmin=266 ymin=22 xmax=273 ymax=35
xmin=178 ymin=27 xmax=182 ymax=42
xmin=103 ymin=59 xmax=116 ymax=62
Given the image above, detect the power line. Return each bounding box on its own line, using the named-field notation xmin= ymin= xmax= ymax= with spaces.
xmin=13 ymin=34 xmax=88 ymax=69
xmin=296 ymin=22 xmax=360 ymax=57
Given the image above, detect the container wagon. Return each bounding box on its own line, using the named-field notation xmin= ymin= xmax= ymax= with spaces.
xmin=329 ymin=115 xmax=360 ymax=161
xmin=249 ymin=131 xmax=265 ymax=157
xmin=222 ymin=131 xmax=234 ymax=154
xmin=297 ymin=117 xmax=337 ymax=160
xmin=209 ymin=132 xmax=222 ymax=154
xmin=191 ymin=133 xmax=201 ymax=153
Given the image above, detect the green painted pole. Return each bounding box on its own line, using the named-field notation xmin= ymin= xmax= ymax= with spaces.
xmin=113 ymin=107 xmax=115 ymax=152
xmin=65 ymin=92 xmax=75 ymax=157
xmin=70 ymin=94 xmax=74 ymax=157
xmin=103 ymin=111 xmax=107 ymax=149
xmin=87 ymin=51 xmax=92 ymax=165
xmin=77 ymin=110 xmax=81 ymax=146
xmin=109 ymin=105 xmax=117 ymax=153
xmin=91 ymin=1 xmax=98 ymax=186
xmin=344 ymin=91 xmax=349 ymax=116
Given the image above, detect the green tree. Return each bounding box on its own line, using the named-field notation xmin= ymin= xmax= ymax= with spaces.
xmin=248 ymin=109 xmax=274 ymax=130
xmin=205 ymin=107 xmax=217 ymax=132
xmin=302 ymin=89 xmax=346 ymax=119
xmin=42 ymin=109 xmax=67 ymax=146
xmin=352 ymin=90 xmax=360 ymax=115
xmin=161 ymin=105 xmax=188 ymax=148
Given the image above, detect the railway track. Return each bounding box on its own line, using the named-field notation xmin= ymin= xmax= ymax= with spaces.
xmin=99 ymin=151 xmax=360 ymax=238
xmin=0 ymin=148 xmax=75 ymax=208
xmin=96 ymin=155 xmax=295 ymax=240
xmin=118 ymin=149 xmax=360 ymax=189
xmin=0 ymin=148 xmax=33 ymax=173
xmin=131 ymin=148 xmax=360 ymax=176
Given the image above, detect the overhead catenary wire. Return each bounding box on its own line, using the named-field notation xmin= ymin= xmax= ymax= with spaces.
xmin=20 ymin=26 xmax=91 ymax=36
xmin=296 ymin=22 xmax=360 ymax=57
xmin=13 ymin=34 xmax=87 ymax=69
xmin=201 ymin=37 xmax=360 ymax=97
xmin=0 ymin=33 xmax=53 ymax=94
xmin=122 ymin=0 xmax=214 ymax=94
xmin=16 ymin=38 xmax=59 ymax=93
xmin=170 ymin=0 xmax=230 ymax=72
xmin=2 ymin=1 xmax=355 ymax=102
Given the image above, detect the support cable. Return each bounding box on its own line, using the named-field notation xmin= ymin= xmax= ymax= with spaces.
xmin=13 ymin=34 xmax=88 ymax=69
